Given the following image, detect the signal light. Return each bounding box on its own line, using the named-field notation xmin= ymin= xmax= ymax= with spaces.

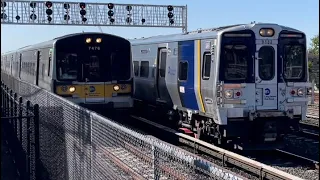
xmin=167 ymin=5 xmax=173 ymax=11
xmin=167 ymin=5 xmax=174 ymax=25
xmin=45 ymin=1 xmax=53 ymax=22
xmin=1 ymin=13 xmax=7 ymax=20
xmin=64 ymin=3 xmax=70 ymax=9
xmin=30 ymin=14 xmax=37 ymax=20
xmin=108 ymin=3 xmax=114 ymax=9
xmin=108 ymin=10 xmax=114 ymax=16
xmin=64 ymin=14 xmax=70 ymax=21
xmin=79 ymin=2 xmax=87 ymax=23
xmin=45 ymin=1 xmax=52 ymax=8
xmin=80 ymin=9 xmax=86 ymax=16
xmin=141 ymin=18 xmax=146 ymax=24
xmin=46 ymin=9 xmax=53 ymax=15
xmin=107 ymin=4 xmax=115 ymax=24
xmin=1 ymin=2 xmax=6 ymax=8
xmin=79 ymin=2 xmax=86 ymax=9
xmin=126 ymin=5 xmax=132 ymax=11
xmin=126 ymin=17 xmax=132 ymax=23
xmin=15 ymin=15 xmax=20 ymax=21
xmin=30 ymin=2 xmax=36 ymax=8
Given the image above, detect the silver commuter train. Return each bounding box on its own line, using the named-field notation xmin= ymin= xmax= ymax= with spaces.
xmin=1 ymin=32 xmax=133 ymax=109
xmin=130 ymin=23 xmax=314 ymax=145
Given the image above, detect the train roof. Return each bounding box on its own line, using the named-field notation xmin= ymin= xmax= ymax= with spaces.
xmin=2 ymin=32 xmax=128 ymax=55
xmin=130 ymin=23 xmax=304 ymax=45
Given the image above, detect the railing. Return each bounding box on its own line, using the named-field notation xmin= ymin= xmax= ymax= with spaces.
xmin=1 ymin=84 xmax=41 ymax=180
xmin=1 ymin=72 xmax=246 ymax=180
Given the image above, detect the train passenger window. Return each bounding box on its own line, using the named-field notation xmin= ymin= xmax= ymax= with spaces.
xmin=283 ymin=45 xmax=305 ymax=80
xmin=48 ymin=55 xmax=51 ymax=76
xmin=57 ymin=53 xmax=78 ymax=80
xmin=223 ymin=45 xmax=249 ymax=80
xmin=42 ymin=64 xmax=45 ymax=78
xmin=160 ymin=51 xmax=167 ymax=77
xmin=202 ymin=52 xmax=211 ymax=80
xmin=140 ymin=61 xmax=149 ymax=78
xmin=133 ymin=61 xmax=139 ymax=76
xmin=178 ymin=61 xmax=188 ymax=81
xmin=258 ymin=46 xmax=275 ymax=80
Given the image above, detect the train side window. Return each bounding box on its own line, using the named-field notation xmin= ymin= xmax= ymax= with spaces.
xmin=48 ymin=54 xmax=51 ymax=76
xmin=160 ymin=51 xmax=167 ymax=77
xmin=133 ymin=61 xmax=139 ymax=76
xmin=19 ymin=54 xmax=22 ymax=77
xmin=140 ymin=61 xmax=149 ymax=78
xmin=202 ymin=52 xmax=212 ymax=80
xmin=42 ymin=63 xmax=45 ymax=78
xmin=178 ymin=61 xmax=188 ymax=81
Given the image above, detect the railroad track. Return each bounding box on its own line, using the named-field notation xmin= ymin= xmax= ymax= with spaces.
xmin=129 ymin=115 xmax=305 ymax=180
xmin=299 ymin=121 xmax=319 ymax=139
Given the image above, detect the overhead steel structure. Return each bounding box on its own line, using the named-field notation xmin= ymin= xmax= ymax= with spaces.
xmin=1 ymin=1 xmax=188 ymax=32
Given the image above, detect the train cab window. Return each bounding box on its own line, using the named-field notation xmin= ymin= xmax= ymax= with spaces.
xmin=57 ymin=53 xmax=78 ymax=81
xmin=223 ymin=45 xmax=249 ymax=81
xmin=85 ymin=55 xmax=100 ymax=80
xmin=283 ymin=45 xmax=305 ymax=80
xmin=202 ymin=52 xmax=212 ymax=80
xmin=178 ymin=61 xmax=188 ymax=81
xmin=258 ymin=46 xmax=275 ymax=80
xmin=140 ymin=61 xmax=149 ymax=78
xmin=133 ymin=61 xmax=139 ymax=76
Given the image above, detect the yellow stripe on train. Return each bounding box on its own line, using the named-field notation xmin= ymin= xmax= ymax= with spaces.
xmin=56 ymin=84 xmax=131 ymax=98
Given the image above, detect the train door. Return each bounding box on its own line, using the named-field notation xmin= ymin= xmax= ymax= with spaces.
xmin=35 ymin=51 xmax=41 ymax=86
xmin=156 ymin=48 xmax=170 ymax=103
xmin=255 ymin=44 xmax=278 ymax=110
xmin=82 ymin=54 xmax=105 ymax=103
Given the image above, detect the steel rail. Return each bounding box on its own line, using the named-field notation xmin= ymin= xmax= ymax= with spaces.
xmin=131 ymin=115 xmax=304 ymax=180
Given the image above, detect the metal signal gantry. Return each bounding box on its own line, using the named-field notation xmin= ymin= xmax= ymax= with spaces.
xmin=0 ymin=1 xmax=188 ymax=32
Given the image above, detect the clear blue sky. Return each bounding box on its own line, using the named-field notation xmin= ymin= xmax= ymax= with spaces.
xmin=1 ymin=0 xmax=319 ymax=53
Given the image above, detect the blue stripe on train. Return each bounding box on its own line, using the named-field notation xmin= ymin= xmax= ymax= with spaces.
xmin=178 ymin=40 xmax=199 ymax=110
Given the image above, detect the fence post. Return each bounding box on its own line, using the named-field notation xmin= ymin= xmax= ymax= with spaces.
xmin=4 ymin=86 xmax=8 ymax=117
xmin=26 ymin=100 xmax=31 ymax=180
xmin=33 ymin=104 xmax=40 ymax=180
xmin=13 ymin=93 xmax=18 ymax=136
xmin=19 ymin=97 xmax=23 ymax=142
xmin=153 ymin=144 xmax=160 ymax=180
xmin=9 ymin=90 xmax=13 ymax=125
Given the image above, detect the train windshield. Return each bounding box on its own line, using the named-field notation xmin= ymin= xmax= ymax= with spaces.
xmin=283 ymin=45 xmax=305 ymax=80
xmin=223 ymin=45 xmax=249 ymax=81
xmin=55 ymin=34 xmax=131 ymax=82
xmin=57 ymin=53 xmax=78 ymax=81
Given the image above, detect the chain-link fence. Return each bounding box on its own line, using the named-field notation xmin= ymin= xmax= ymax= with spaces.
xmin=1 ymin=72 xmax=246 ymax=180
xmin=1 ymin=83 xmax=41 ymax=180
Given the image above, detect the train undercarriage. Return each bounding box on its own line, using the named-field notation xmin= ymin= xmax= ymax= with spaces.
xmin=133 ymin=100 xmax=301 ymax=150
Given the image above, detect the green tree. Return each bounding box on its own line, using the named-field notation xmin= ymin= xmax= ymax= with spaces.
xmin=309 ymin=34 xmax=319 ymax=55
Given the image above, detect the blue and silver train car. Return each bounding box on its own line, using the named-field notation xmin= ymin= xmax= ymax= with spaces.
xmin=130 ymin=23 xmax=314 ymax=145
xmin=1 ymin=32 xmax=133 ymax=109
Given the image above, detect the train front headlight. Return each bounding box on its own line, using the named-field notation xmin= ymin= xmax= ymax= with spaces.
xmin=224 ymin=90 xmax=233 ymax=99
xmin=113 ymin=85 xmax=120 ymax=91
xmin=297 ymin=88 xmax=304 ymax=96
xmin=96 ymin=38 xmax=102 ymax=43
xmin=69 ymin=86 xmax=76 ymax=93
